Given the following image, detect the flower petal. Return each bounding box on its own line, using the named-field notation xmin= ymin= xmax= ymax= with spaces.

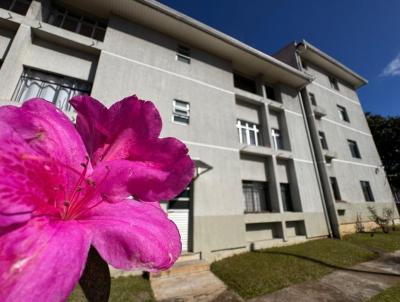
xmin=69 ymin=95 xmax=109 ymax=161
xmin=78 ymin=201 xmax=181 ymax=271
xmin=0 ymin=218 xmax=91 ymax=302
xmin=0 ymin=99 xmax=88 ymax=171
xmin=108 ymin=95 xmax=162 ymax=141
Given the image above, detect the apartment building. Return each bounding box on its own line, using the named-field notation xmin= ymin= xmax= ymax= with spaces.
xmin=0 ymin=0 xmax=396 ymax=261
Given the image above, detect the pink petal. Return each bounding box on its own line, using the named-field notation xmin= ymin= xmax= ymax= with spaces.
xmin=126 ymin=137 xmax=195 ymax=201
xmin=78 ymin=201 xmax=181 ymax=271
xmin=0 ymin=218 xmax=91 ymax=302
xmin=69 ymin=95 xmax=109 ymax=161
xmin=108 ymin=95 xmax=162 ymax=141
xmin=0 ymin=99 xmax=88 ymax=171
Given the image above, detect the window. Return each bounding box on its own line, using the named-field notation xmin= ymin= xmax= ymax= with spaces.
xmin=280 ymin=183 xmax=293 ymax=212
xmin=176 ymin=45 xmax=191 ymax=64
xmin=301 ymin=60 xmax=307 ymax=70
xmin=337 ymin=105 xmax=350 ymax=122
xmin=309 ymin=93 xmax=317 ymax=106
xmin=243 ymin=181 xmax=270 ymax=213
xmin=172 ymin=99 xmax=190 ymax=125
xmin=12 ymin=68 xmax=91 ymax=113
xmin=271 ymin=128 xmax=283 ymax=150
xmin=360 ymin=181 xmax=374 ymax=202
xmin=347 ymin=139 xmax=361 ymax=159
xmin=237 ymin=120 xmax=261 ymax=146
xmin=0 ymin=0 xmax=32 ymax=15
xmin=168 ymin=186 xmax=191 ymax=209
xmin=234 ymin=73 xmax=257 ymax=94
xmin=46 ymin=5 xmax=107 ymax=41
xmin=329 ymin=76 xmax=339 ymax=90
xmin=319 ymin=131 xmax=328 ymax=150
xmin=330 ymin=177 xmax=341 ymax=201
xmin=265 ymin=85 xmax=276 ymax=101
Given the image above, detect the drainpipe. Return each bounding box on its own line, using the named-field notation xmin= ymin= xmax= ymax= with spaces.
xmin=294 ymin=43 xmax=341 ymax=239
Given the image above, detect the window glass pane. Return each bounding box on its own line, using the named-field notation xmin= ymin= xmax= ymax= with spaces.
xmin=48 ymin=12 xmax=64 ymax=27
xmin=265 ymin=85 xmax=276 ymax=101
xmin=280 ymin=183 xmax=293 ymax=211
xmin=173 ymin=115 xmax=189 ymax=124
xmin=243 ymin=182 xmax=269 ymax=213
xmin=234 ymin=74 xmax=257 ymax=94
xmin=62 ymin=15 xmax=79 ymax=32
xmin=240 ymin=128 xmax=247 ymax=144
xmin=249 ymin=130 xmax=256 ymax=145
xmin=0 ymin=0 xmax=13 ymax=10
xmin=93 ymin=27 xmax=106 ymax=41
xmin=11 ymin=0 xmax=31 ymax=15
xmin=79 ymin=22 xmax=94 ymax=38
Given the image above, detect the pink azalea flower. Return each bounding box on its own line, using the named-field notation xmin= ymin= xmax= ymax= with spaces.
xmin=0 ymin=98 xmax=194 ymax=301
xmin=70 ymin=95 xmax=194 ymax=202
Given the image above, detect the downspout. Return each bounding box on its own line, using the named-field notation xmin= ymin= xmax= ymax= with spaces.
xmin=295 ymin=45 xmax=341 ymax=239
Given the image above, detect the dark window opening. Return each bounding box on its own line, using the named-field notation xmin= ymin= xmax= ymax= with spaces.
xmin=330 ymin=177 xmax=341 ymax=201
xmin=280 ymin=183 xmax=293 ymax=212
xmin=168 ymin=186 xmax=191 ymax=209
xmin=348 ymin=139 xmax=361 ymax=159
xmin=234 ymin=73 xmax=257 ymax=94
xmin=309 ymin=93 xmax=317 ymax=106
xmin=329 ymin=76 xmax=339 ymax=90
xmin=0 ymin=0 xmax=32 ymax=15
xmin=360 ymin=181 xmax=375 ymax=202
xmin=176 ymin=44 xmax=191 ymax=64
xmin=243 ymin=181 xmax=271 ymax=213
xmin=319 ymin=131 xmax=328 ymax=150
xmin=301 ymin=60 xmax=307 ymax=70
xmin=265 ymin=85 xmax=276 ymax=101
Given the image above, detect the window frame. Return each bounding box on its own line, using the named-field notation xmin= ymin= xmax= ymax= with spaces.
xmin=242 ymin=181 xmax=271 ymax=213
xmin=176 ymin=44 xmax=191 ymax=64
xmin=271 ymin=128 xmax=283 ymax=150
xmin=337 ymin=105 xmax=350 ymax=122
xmin=172 ymin=99 xmax=190 ymax=125
xmin=237 ymin=119 xmax=261 ymax=146
xmin=318 ymin=131 xmax=328 ymax=150
xmin=360 ymin=181 xmax=375 ymax=202
xmin=347 ymin=139 xmax=361 ymax=159
xmin=329 ymin=76 xmax=340 ymax=90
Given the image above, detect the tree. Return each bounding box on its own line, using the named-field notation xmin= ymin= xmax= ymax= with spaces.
xmin=366 ymin=113 xmax=400 ymax=201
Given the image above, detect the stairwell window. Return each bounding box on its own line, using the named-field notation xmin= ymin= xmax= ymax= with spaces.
xmin=360 ymin=181 xmax=374 ymax=202
xmin=172 ymin=99 xmax=190 ymax=125
xmin=348 ymin=139 xmax=361 ymax=159
xmin=319 ymin=131 xmax=328 ymax=150
xmin=329 ymin=76 xmax=339 ymax=90
xmin=12 ymin=68 xmax=91 ymax=113
xmin=237 ymin=120 xmax=261 ymax=146
xmin=337 ymin=105 xmax=350 ymax=122
xmin=176 ymin=45 xmax=191 ymax=64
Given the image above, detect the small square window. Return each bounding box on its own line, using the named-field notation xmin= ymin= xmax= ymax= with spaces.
xmin=176 ymin=45 xmax=191 ymax=64
xmin=329 ymin=76 xmax=339 ymax=90
xmin=309 ymin=93 xmax=317 ymax=106
xmin=319 ymin=131 xmax=328 ymax=150
xmin=172 ymin=99 xmax=190 ymax=125
xmin=337 ymin=105 xmax=350 ymax=122
xmin=360 ymin=181 xmax=374 ymax=202
xmin=348 ymin=139 xmax=361 ymax=159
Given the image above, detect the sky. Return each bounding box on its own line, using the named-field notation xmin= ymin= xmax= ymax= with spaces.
xmin=159 ymin=0 xmax=400 ymax=116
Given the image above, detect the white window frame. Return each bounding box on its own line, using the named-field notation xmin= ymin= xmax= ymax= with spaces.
xmin=271 ymin=128 xmax=283 ymax=150
xmin=172 ymin=99 xmax=190 ymax=125
xmin=176 ymin=45 xmax=191 ymax=64
xmin=337 ymin=105 xmax=350 ymax=122
xmin=236 ymin=120 xmax=260 ymax=146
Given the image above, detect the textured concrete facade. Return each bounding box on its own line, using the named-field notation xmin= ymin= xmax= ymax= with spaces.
xmin=0 ymin=0 xmax=396 ymax=262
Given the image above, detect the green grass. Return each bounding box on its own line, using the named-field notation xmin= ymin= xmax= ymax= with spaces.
xmin=68 ymin=275 xmax=155 ymax=302
xmin=368 ymin=284 xmax=400 ymax=302
xmin=211 ymin=238 xmax=378 ymax=299
xmin=344 ymin=231 xmax=400 ymax=252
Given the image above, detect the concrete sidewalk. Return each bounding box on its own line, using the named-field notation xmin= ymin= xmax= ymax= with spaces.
xmin=248 ymin=251 xmax=400 ymax=302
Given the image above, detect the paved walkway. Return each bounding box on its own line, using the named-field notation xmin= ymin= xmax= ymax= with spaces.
xmin=249 ymin=251 xmax=400 ymax=302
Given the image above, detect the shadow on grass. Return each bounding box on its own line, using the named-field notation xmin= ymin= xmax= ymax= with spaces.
xmin=254 ymin=250 xmax=400 ymax=278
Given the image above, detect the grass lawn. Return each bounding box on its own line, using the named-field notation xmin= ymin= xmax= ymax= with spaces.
xmin=344 ymin=231 xmax=400 ymax=252
xmin=211 ymin=238 xmax=378 ymax=299
xmin=368 ymin=284 xmax=400 ymax=302
xmin=68 ymin=275 xmax=155 ymax=302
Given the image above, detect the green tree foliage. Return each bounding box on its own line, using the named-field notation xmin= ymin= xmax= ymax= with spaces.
xmin=366 ymin=113 xmax=400 ymax=199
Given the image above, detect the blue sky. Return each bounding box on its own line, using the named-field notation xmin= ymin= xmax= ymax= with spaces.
xmin=159 ymin=0 xmax=400 ymax=116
